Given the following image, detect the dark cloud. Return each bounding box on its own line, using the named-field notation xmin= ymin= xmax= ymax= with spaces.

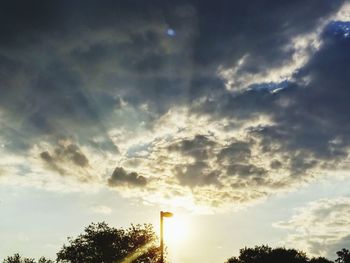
xmin=40 ymin=151 xmax=66 ymax=175
xmin=0 ymin=0 xmax=349 ymax=206
xmin=251 ymin=21 xmax=350 ymax=161
xmin=165 ymin=134 xmax=270 ymax=190
xmin=0 ymin=0 xmax=344 ymax=134
xmin=64 ymin=144 xmax=89 ymax=167
xmin=40 ymin=143 xmax=89 ymax=175
xmin=217 ymin=141 xmax=252 ymax=163
xmin=40 ymin=151 xmax=54 ymax=163
xmin=193 ymin=20 xmax=350 ymax=178
xmin=167 ymin=134 xmax=217 ymax=161
xmin=166 ymin=135 xmax=222 ymax=188
xmin=173 ymin=162 xmax=221 ymax=188
xmin=192 ymin=0 xmax=343 ymax=69
xmin=108 ymin=167 xmax=147 ymax=187
xmin=153 ymin=18 xmax=350 ymax=198
xmin=227 ymin=164 xmax=267 ymax=178
xmin=270 ymin=159 xmax=282 ymax=170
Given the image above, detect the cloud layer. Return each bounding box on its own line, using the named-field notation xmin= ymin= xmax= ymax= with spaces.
xmin=275 ymin=197 xmax=350 ymax=258
xmin=0 ymin=0 xmax=350 ymax=210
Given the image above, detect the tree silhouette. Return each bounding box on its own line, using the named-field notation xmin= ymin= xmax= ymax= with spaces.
xmin=2 ymin=254 xmax=53 ymax=263
xmin=56 ymin=222 xmax=162 ymax=263
xmin=309 ymin=257 xmax=333 ymax=263
xmin=336 ymin=249 xmax=350 ymax=263
xmin=2 ymin=254 xmax=35 ymax=263
xmin=226 ymin=245 xmax=334 ymax=263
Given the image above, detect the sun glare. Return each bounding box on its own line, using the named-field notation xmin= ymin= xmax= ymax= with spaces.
xmin=164 ymin=214 xmax=190 ymax=247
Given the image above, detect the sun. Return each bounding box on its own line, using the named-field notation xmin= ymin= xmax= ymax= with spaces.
xmin=163 ymin=214 xmax=190 ymax=247
xmin=160 ymin=212 xmax=194 ymax=262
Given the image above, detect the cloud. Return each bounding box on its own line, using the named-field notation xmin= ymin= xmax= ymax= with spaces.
xmin=218 ymin=141 xmax=252 ymax=164
xmin=167 ymin=134 xmax=217 ymax=161
xmin=274 ymin=197 xmax=350 ymax=258
xmin=0 ymin=0 xmax=344 ymax=134
xmin=39 ymin=141 xmax=89 ymax=175
xmin=40 ymin=151 xmax=66 ymax=175
xmin=112 ymin=130 xmax=303 ymax=210
xmin=226 ymin=163 xmax=267 ymax=177
xmin=0 ymin=0 xmax=349 ymax=211
xmin=42 ymin=144 xmax=88 ymax=168
xmin=108 ymin=167 xmax=147 ymax=187
xmin=174 ymin=161 xmax=221 ymax=188
xmin=194 ymin=19 xmax=350 ymax=171
xmin=246 ymin=21 xmax=350 ymax=166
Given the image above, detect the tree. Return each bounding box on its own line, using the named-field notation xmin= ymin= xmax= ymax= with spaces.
xmin=310 ymin=257 xmax=333 ymax=263
xmin=2 ymin=254 xmax=35 ymax=263
xmin=225 ymin=245 xmax=324 ymax=263
xmin=336 ymin=249 xmax=350 ymax=263
xmin=56 ymin=222 xmax=162 ymax=263
xmin=2 ymin=254 xmax=53 ymax=263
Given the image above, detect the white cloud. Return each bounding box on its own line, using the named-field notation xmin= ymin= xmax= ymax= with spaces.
xmin=217 ymin=29 xmax=321 ymax=92
xmin=333 ymin=2 xmax=350 ymax=21
xmin=274 ymin=197 xmax=350 ymax=257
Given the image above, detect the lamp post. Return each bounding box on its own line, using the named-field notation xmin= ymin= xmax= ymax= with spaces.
xmin=160 ymin=211 xmax=173 ymax=263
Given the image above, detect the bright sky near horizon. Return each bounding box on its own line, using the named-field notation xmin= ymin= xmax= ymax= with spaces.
xmin=1 ymin=1 xmax=350 ymax=262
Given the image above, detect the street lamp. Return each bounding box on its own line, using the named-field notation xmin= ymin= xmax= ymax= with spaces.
xmin=160 ymin=211 xmax=173 ymax=263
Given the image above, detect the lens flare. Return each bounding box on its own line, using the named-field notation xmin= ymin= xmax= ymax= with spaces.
xmin=166 ymin=28 xmax=176 ymax=37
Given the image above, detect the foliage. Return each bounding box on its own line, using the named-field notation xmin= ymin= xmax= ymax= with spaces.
xmin=309 ymin=257 xmax=334 ymax=263
xmin=2 ymin=254 xmax=53 ymax=263
xmin=226 ymin=245 xmax=308 ymax=263
xmin=56 ymin=222 xmax=161 ymax=263
xmin=225 ymin=245 xmax=337 ymax=263
xmin=2 ymin=224 xmax=349 ymax=263
xmin=336 ymin=249 xmax=350 ymax=263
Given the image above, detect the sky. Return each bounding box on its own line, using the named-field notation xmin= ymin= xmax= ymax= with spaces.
xmin=1 ymin=0 xmax=350 ymax=262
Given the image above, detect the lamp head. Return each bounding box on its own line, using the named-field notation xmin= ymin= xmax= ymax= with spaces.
xmin=161 ymin=211 xmax=174 ymax=217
